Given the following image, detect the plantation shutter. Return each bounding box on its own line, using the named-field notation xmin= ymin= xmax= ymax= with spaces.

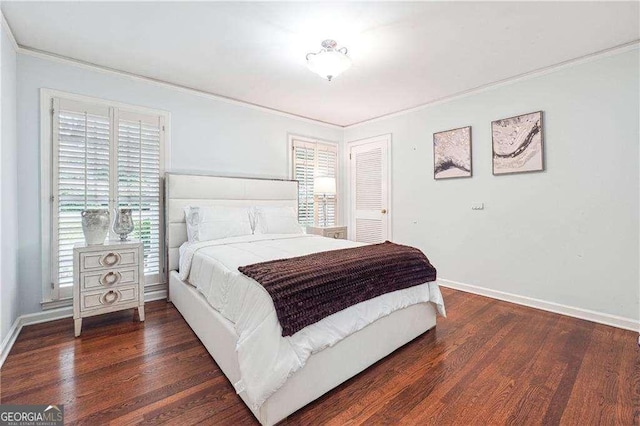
xmin=293 ymin=140 xmax=316 ymax=225
xmin=52 ymin=99 xmax=111 ymax=299
xmin=316 ymin=146 xmax=337 ymax=226
xmin=291 ymin=139 xmax=338 ymax=226
xmin=116 ymin=111 xmax=164 ymax=286
xmin=50 ymin=96 xmax=166 ymax=300
xmin=117 ymin=111 xmax=163 ymax=284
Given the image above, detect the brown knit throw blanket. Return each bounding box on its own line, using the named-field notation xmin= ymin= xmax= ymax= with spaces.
xmin=238 ymin=241 xmax=437 ymax=336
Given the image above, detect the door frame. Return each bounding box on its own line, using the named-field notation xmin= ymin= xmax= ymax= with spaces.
xmin=345 ymin=133 xmax=392 ymax=241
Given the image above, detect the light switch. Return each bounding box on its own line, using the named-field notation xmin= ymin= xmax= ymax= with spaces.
xmin=471 ymin=203 xmax=484 ymax=210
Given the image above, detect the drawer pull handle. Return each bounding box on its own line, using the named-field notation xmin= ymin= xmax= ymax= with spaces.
xmin=100 ymin=290 xmax=120 ymax=305
xmin=100 ymin=271 xmax=121 ymax=286
xmin=333 ymin=233 xmax=339 ymax=239
xmin=100 ymin=252 xmax=121 ymax=267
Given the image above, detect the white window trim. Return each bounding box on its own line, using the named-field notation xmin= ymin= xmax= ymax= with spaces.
xmin=287 ymin=133 xmax=341 ymax=225
xmin=40 ymin=88 xmax=172 ymax=307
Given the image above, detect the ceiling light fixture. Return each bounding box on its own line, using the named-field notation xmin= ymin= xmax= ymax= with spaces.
xmin=306 ymin=39 xmax=351 ymax=82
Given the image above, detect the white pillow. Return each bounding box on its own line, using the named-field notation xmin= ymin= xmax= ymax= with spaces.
xmin=184 ymin=205 xmax=253 ymax=242
xmin=254 ymin=206 xmax=304 ymax=235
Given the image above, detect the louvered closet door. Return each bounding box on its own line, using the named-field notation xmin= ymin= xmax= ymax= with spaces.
xmin=52 ymin=98 xmax=111 ymax=299
xmin=349 ymin=138 xmax=390 ymax=243
xmin=116 ymin=110 xmax=164 ymax=287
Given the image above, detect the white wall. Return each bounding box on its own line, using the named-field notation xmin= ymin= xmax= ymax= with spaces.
xmin=345 ymin=48 xmax=639 ymax=322
xmin=1 ymin=19 xmax=19 ymax=343
xmin=11 ymin=40 xmax=640 ymax=328
xmin=16 ymin=53 xmax=342 ymax=316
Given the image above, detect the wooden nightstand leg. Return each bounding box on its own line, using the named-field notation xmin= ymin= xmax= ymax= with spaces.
xmin=74 ymin=318 xmax=82 ymax=337
xmin=138 ymin=306 xmax=145 ymax=322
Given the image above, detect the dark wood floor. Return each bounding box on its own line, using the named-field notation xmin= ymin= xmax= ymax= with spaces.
xmin=1 ymin=288 xmax=638 ymax=425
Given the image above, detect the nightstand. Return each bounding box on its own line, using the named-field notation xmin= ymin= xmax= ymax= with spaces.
xmin=306 ymin=225 xmax=348 ymax=240
xmin=73 ymin=239 xmax=145 ymax=337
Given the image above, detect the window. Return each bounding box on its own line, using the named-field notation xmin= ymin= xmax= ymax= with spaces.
xmin=290 ymin=136 xmax=338 ymax=226
xmin=46 ymin=93 xmax=167 ymax=301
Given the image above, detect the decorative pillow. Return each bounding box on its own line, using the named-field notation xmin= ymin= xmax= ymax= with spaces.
xmin=254 ymin=206 xmax=304 ymax=235
xmin=184 ymin=206 xmax=202 ymax=242
xmin=184 ymin=205 xmax=253 ymax=242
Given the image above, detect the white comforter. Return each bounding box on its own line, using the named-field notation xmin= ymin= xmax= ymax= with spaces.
xmin=179 ymin=234 xmax=446 ymax=409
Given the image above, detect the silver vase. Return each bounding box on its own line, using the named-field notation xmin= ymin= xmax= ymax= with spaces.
xmin=113 ymin=208 xmax=135 ymax=241
xmin=81 ymin=209 xmax=110 ymax=245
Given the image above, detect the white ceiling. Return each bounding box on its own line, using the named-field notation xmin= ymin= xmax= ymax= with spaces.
xmin=3 ymin=2 xmax=639 ymax=126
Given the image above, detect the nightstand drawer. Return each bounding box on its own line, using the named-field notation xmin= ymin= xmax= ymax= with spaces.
xmin=306 ymin=225 xmax=348 ymax=240
xmin=81 ymin=286 xmax=139 ymax=312
xmin=80 ymin=267 xmax=139 ymax=290
xmin=326 ymin=230 xmax=346 ymax=239
xmin=73 ymin=240 xmax=144 ymax=336
xmin=80 ymin=249 xmax=138 ymax=271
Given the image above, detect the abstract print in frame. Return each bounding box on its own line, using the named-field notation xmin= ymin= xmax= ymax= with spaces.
xmin=433 ymin=126 xmax=472 ymax=180
xmin=492 ymin=111 xmax=544 ymax=175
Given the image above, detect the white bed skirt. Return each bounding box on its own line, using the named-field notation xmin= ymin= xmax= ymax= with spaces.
xmin=169 ymin=271 xmax=437 ymax=425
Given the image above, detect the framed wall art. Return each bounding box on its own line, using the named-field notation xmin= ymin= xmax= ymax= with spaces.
xmin=433 ymin=126 xmax=472 ymax=179
xmin=492 ymin=111 xmax=544 ymax=175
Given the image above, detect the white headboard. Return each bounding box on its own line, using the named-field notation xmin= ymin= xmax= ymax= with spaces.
xmin=164 ymin=173 xmax=298 ymax=281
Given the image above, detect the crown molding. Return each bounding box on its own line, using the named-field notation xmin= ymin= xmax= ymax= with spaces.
xmin=344 ymin=40 xmax=640 ymax=128
xmin=1 ymin=11 xmax=19 ymax=52
xmin=3 ymin=9 xmax=638 ymax=131
xmin=14 ymin=44 xmax=343 ymax=129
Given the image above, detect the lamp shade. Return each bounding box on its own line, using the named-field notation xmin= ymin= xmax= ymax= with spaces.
xmin=313 ymin=176 xmax=336 ymax=195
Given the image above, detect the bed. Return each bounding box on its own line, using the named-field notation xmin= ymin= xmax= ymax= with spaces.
xmin=165 ymin=173 xmax=445 ymax=425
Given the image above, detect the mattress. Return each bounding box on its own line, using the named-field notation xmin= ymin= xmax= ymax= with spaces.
xmin=178 ymin=233 xmax=446 ymax=409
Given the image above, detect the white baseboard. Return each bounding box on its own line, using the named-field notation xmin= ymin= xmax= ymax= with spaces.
xmin=0 ymin=288 xmax=168 ymax=369
xmin=4 ymin=281 xmax=636 ymax=367
xmin=20 ymin=306 xmax=73 ymax=326
xmin=439 ymin=278 xmax=639 ymax=332
xmin=144 ymin=288 xmax=168 ymax=303
xmin=0 ymin=318 xmax=23 ymax=369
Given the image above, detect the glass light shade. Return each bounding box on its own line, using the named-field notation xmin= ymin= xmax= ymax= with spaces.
xmin=314 ymin=176 xmax=336 ymax=195
xmin=306 ymin=50 xmax=352 ymax=81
